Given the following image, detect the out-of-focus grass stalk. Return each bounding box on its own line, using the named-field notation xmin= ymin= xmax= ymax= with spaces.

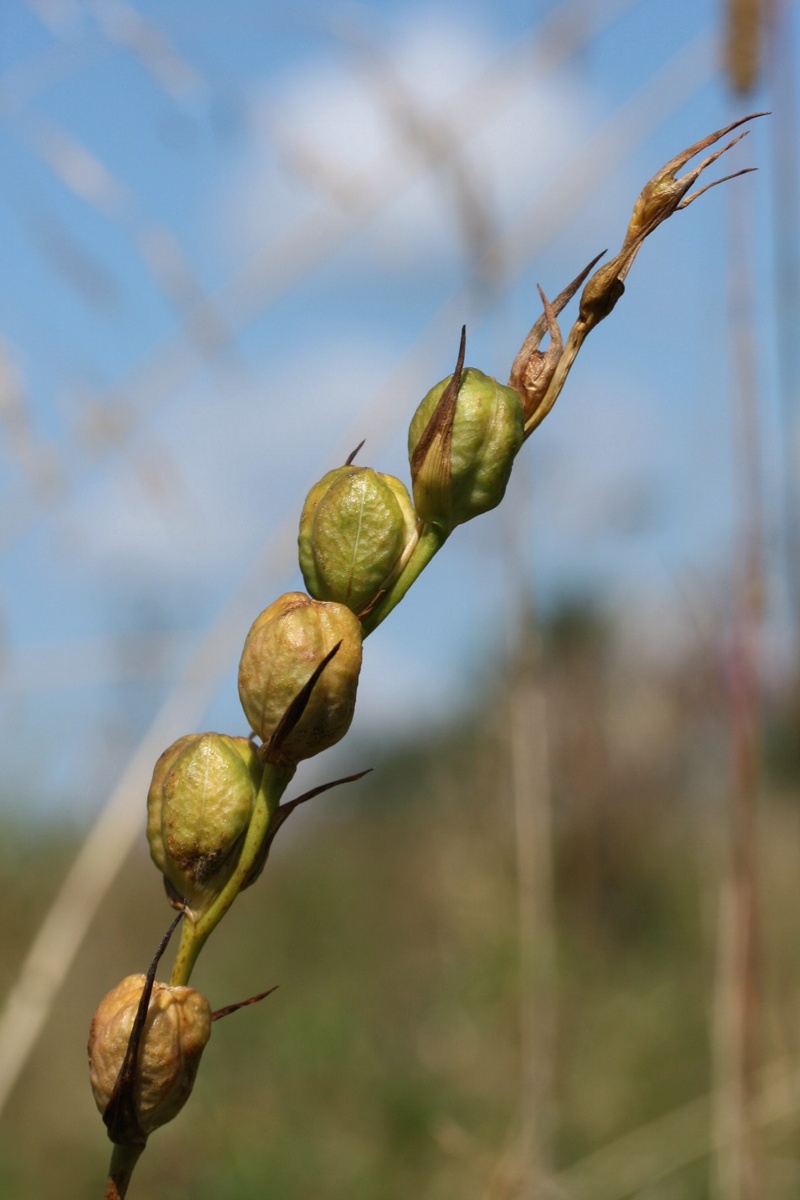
xmin=496 ymin=464 xmax=558 ymax=1199
xmin=711 ymin=137 xmax=764 ymax=1200
xmin=767 ymin=0 xmax=800 ymax=641
xmin=508 ymin=628 xmax=557 ymax=1197
xmin=555 ymin=1052 xmax=800 ymax=1200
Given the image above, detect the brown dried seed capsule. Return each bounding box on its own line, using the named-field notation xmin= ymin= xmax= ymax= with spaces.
xmin=238 ymin=592 xmax=363 ymax=767
xmin=88 ymin=975 xmax=212 ymax=1139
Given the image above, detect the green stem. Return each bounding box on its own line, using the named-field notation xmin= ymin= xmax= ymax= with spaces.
xmin=361 ymin=523 xmax=448 ymax=636
xmin=104 ymin=1143 xmax=144 ymax=1200
xmin=170 ymin=762 xmax=295 ymax=986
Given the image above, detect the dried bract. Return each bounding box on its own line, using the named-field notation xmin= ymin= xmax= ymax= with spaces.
xmin=519 ymin=112 xmax=764 ymax=436
xmin=409 ymin=327 xmax=523 ymax=535
xmin=578 ymin=112 xmax=765 ymax=334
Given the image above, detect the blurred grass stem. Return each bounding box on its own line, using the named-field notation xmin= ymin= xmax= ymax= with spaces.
xmin=508 ymin=631 xmax=557 ymax=1194
xmin=711 ymin=133 xmax=764 ymax=1200
xmin=768 ymin=0 xmax=800 ymax=644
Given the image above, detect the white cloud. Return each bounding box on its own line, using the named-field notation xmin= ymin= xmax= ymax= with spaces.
xmin=215 ymin=7 xmax=590 ymax=274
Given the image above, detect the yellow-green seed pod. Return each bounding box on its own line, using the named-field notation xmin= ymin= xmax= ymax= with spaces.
xmin=88 ymin=974 xmax=212 ymax=1139
xmin=408 ymin=352 xmax=524 ymax=534
xmin=298 ymin=466 xmax=418 ymax=616
xmin=146 ymin=733 xmax=263 ymax=914
xmin=238 ymin=592 xmax=362 ymax=767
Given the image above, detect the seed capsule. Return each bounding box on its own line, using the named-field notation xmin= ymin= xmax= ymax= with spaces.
xmin=298 ymin=466 xmax=418 ymax=616
xmin=88 ymin=974 xmax=212 ymax=1140
xmin=238 ymin=592 xmax=362 ymax=767
xmin=146 ymin=733 xmax=263 ymax=914
xmin=408 ymin=329 xmax=524 ymax=534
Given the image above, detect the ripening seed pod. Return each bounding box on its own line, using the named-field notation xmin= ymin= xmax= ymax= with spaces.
xmin=298 ymin=466 xmax=418 ymax=616
xmin=147 ymin=733 xmax=263 ymax=914
xmin=88 ymin=974 xmax=212 ymax=1141
xmin=408 ymin=331 xmax=524 ymax=534
xmin=238 ymin=592 xmax=362 ymax=767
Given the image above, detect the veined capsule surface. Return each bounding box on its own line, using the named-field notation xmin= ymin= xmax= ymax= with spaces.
xmin=238 ymin=592 xmax=362 ymax=766
xmin=299 ymin=466 xmax=417 ymax=616
xmin=409 ymin=366 xmax=523 ymax=534
xmin=88 ymin=974 xmax=212 ymax=1140
xmin=146 ymin=733 xmax=263 ymax=914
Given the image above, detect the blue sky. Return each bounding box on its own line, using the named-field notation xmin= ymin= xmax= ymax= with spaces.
xmin=0 ymin=0 xmax=792 ymax=820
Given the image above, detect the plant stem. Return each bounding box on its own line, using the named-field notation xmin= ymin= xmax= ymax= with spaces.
xmin=104 ymin=1143 xmax=144 ymax=1200
xmin=170 ymin=763 xmax=295 ymax=986
xmin=360 ymin=523 xmax=447 ymax=636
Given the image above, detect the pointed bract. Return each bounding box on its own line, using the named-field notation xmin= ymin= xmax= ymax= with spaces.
xmin=408 ymin=330 xmax=523 ymax=534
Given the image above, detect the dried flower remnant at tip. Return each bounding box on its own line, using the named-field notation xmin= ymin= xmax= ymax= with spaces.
xmin=515 ymin=112 xmax=766 ymax=438
xmin=582 ymin=115 xmax=763 ymax=318
xmin=509 ymin=252 xmax=604 ymax=428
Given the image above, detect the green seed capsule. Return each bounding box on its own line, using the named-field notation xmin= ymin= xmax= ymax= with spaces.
xmin=408 ymin=333 xmax=524 ymax=534
xmin=146 ymin=733 xmax=263 ymax=914
xmin=238 ymin=592 xmax=363 ymax=767
xmin=298 ymin=466 xmax=418 ymax=616
xmin=88 ymin=974 xmax=212 ymax=1139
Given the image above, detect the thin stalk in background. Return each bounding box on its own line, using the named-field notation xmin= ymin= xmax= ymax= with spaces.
xmin=497 ymin=452 xmax=558 ymax=1200
xmin=508 ymin=626 xmax=557 ymax=1198
xmin=767 ymin=0 xmax=800 ymax=646
xmin=711 ymin=133 xmax=764 ymax=1200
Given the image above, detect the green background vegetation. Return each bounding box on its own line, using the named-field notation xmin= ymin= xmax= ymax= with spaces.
xmin=3 ymin=603 xmax=799 ymax=1198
